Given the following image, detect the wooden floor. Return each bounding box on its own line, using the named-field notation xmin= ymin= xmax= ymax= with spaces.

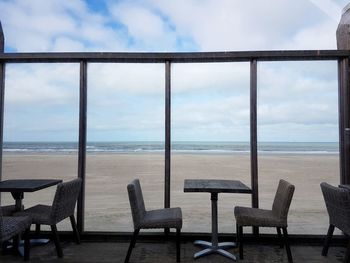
xmin=0 ymin=239 xmax=346 ymax=263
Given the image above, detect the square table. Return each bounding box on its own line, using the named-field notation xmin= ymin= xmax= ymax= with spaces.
xmin=0 ymin=179 xmax=62 ymax=211
xmin=184 ymin=179 xmax=251 ymax=260
xmin=0 ymin=179 xmax=62 ymax=255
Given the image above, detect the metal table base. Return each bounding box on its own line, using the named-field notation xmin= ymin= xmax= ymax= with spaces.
xmin=194 ymin=240 xmax=237 ymax=260
xmin=184 ymin=179 xmax=251 ymax=261
xmin=193 ymin=192 xmax=237 ymax=260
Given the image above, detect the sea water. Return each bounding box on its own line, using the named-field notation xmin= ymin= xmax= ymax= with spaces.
xmin=2 ymin=141 xmax=339 ymax=154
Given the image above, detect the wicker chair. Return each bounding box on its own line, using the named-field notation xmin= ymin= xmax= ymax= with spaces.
xmin=125 ymin=179 xmax=182 ymax=263
xmin=320 ymin=182 xmax=350 ymax=262
xmin=15 ymin=178 xmax=82 ymax=258
xmin=234 ymin=179 xmax=295 ymax=263
xmin=0 ymin=206 xmax=31 ymax=261
xmin=1 ymin=205 xmax=17 ymax=216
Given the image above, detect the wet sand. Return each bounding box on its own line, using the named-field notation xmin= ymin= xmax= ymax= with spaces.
xmin=0 ymin=153 xmax=340 ymax=235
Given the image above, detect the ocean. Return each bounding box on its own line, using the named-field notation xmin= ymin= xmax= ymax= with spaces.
xmin=2 ymin=141 xmax=339 ymax=154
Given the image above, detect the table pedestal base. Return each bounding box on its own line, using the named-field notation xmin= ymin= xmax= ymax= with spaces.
xmin=3 ymin=239 xmax=50 ymax=257
xmin=194 ymin=240 xmax=237 ymax=260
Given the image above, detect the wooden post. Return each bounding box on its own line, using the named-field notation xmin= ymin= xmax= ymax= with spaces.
xmin=338 ymin=58 xmax=350 ymax=184
xmin=0 ymin=21 xmax=5 ymax=187
xmin=77 ymin=60 xmax=87 ymax=233
xmin=164 ymin=61 xmax=171 ymax=234
xmin=164 ymin=62 xmax=171 ymax=205
xmin=250 ymin=59 xmax=259 ymax=236
xmin=337 ymin=5 xmax=350 ymax=184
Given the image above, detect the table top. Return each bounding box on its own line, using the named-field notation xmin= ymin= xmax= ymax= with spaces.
xmin=339 ymin=184 xmax=350 ymax=191
xmin=0 ymin=179 xmax=62 ymax=193
xmin=184 ymin=179 xmax=251 ymax=194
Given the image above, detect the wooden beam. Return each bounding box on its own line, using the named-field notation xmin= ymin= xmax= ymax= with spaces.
xmin=77 ymin=61 xmax=87 ymax=233
xmin=165 ymin=61 xmax=171 ymax=209
xmin=0 ymin=50 xmax=348 ymax=64
xmin=338 ymin=58 xmax=350 ymax=184
xmin=250 ymin=59 xmax=259 ymax=236
xmin=0 ymin=21 xmax=4 ymax=53
xmin=0 ymin=21 xmax=5 ymax=185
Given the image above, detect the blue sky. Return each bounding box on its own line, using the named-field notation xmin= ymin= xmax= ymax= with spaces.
xmin=0 ymin=0 xmax=347 ymax=142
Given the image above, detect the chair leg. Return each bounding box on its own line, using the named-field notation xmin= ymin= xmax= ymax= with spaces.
xmin=277 ymin=227 xmax=284 ymax=248
xmin=23 ymin=228 xmax=30 ymax=261
xmin=344 ymin=238 xmax=350 ymax=263
xmin=176 ymin=228 xmax=181 ymax=262
xmin=322 ymin=224 xmax=334 ymax=256
xmin=1 ymin=241 xmax=7 ymax=253
xmin=238 ymin=225 xmax=243 ymax=260
xmin=51 ymin=224 xmax=63 ymax=258
xmin=282 ymin=227 xmax=293 ymax=263
xmin=70 ymin=215 xmax=81 ymax=244
xmin=35 ymin=224 xmax=41 ymax=236
xmin=165 ymin=227 xmax=170 ymax=240
xmin=124 ymin=229 xmax=139 ymax=263
xmin=13 ymin=235 xmax=19 ymax=254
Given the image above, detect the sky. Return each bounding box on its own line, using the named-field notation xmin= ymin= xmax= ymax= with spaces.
xmin=0 ymin=0 xmax=348 ymax=142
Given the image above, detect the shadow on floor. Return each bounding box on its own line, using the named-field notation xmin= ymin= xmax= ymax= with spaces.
xmin=0 ymin=240 xmax=346 ymax=262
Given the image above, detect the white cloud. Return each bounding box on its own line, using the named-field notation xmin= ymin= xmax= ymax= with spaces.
xmin=3 ymin=63 xmax=80 ymax=141
xmin=309 ymin=0 xmax=342 ymax=21
xmin=257 ymin=61 xmax=338 ymax=133
xmin=172 ymin=63 xmax=249 ymax=93
xmin=88 ymin=63 xmax=165 ymax=96
xmin=111 ymin=4 xmax=164 ymax=39
xmin=258 ymin=122 xmax=339 ymax=142
xmin=149 ymin=0 xmax=338 ymax=50
xmin=53 ymin=37 xmax=85 ymax=51
xmin=0 ymin=0 xmax=126 ymax=51
xmin=0 ymin=0 xmax=343 ymax=141
xmin=0 ymin=0 xmax=344 ymax=51
xmin=5 ymin=64 xmax=79 ymax=106
xmin=286 ymin=21 xmax=337 ymax=49
xmin=173 ymin=96 xmax=250 ymax=127
xmin=109 ymin=2 xmax=179 ymax=50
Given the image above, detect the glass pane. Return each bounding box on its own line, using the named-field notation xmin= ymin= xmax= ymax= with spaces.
xmin=171 ymin=62 xmax=251 ymax=233
xmin=86 ymin=63 xmax=164 ymax=231
xmin=2 ymin=63 xmax=79 ymax=230
xmin=257 ymin=61 xmax=339 ymax=234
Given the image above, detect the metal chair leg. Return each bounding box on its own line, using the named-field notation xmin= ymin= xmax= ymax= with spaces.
xmin=238 ymin=225 xmax=243 ymax=260
xmin=51 ymin=224 xmax=63 ymax=258
xmin=23 ymin=228 xmax=30 ymax=261
xmin=70 ymin=215 xmax=80 ymax=244
xmin=124 ymin=229 xmax=139 ymax=263
xmin=176 ymin=228 xmax=181 ymax=262
xmin=344 ymin=238 xmax=350 ymax=263
xmin=282 ymin=227 xmax=293 ymax=263
xmin=1 ymin=241 xmax=7 ymax=253
xmin=35 ymin=224 xmax=41 ymax=236
xmin=277 ymin=227 xmax=284 ymax=248
xmin=13 ymin=235 xmax=19 ymax=254
xmin=322 ymin=224 xmax=334 ymax=256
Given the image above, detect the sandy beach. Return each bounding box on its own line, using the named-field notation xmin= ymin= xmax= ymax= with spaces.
xmin=0 ymin=153 xmax=340 ymax=235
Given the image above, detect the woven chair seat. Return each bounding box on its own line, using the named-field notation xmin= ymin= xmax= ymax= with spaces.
xmin=1 ymin=216 xmax=31 ymax=241
xmin=15 ymin=204 xmax=52 ymax=225
xmin=125 ymin=179 xmax=182 ymax=262
xmin=321 ymin=182 xmax=350 ymax=262
xmin=13 ymin=178 xmax=82 ymax=258
xmin=234 ymin=179 xmax=295 ymax=263
xmin=234 ymin=206 xmax=286 ymax=227
xmin=140 ymin=207 xmax=182 ymax=229
xmin=1 ymin=205 xmax=17 ymax=216
xmin=321 ymin=183 xmax=350 ymax=235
